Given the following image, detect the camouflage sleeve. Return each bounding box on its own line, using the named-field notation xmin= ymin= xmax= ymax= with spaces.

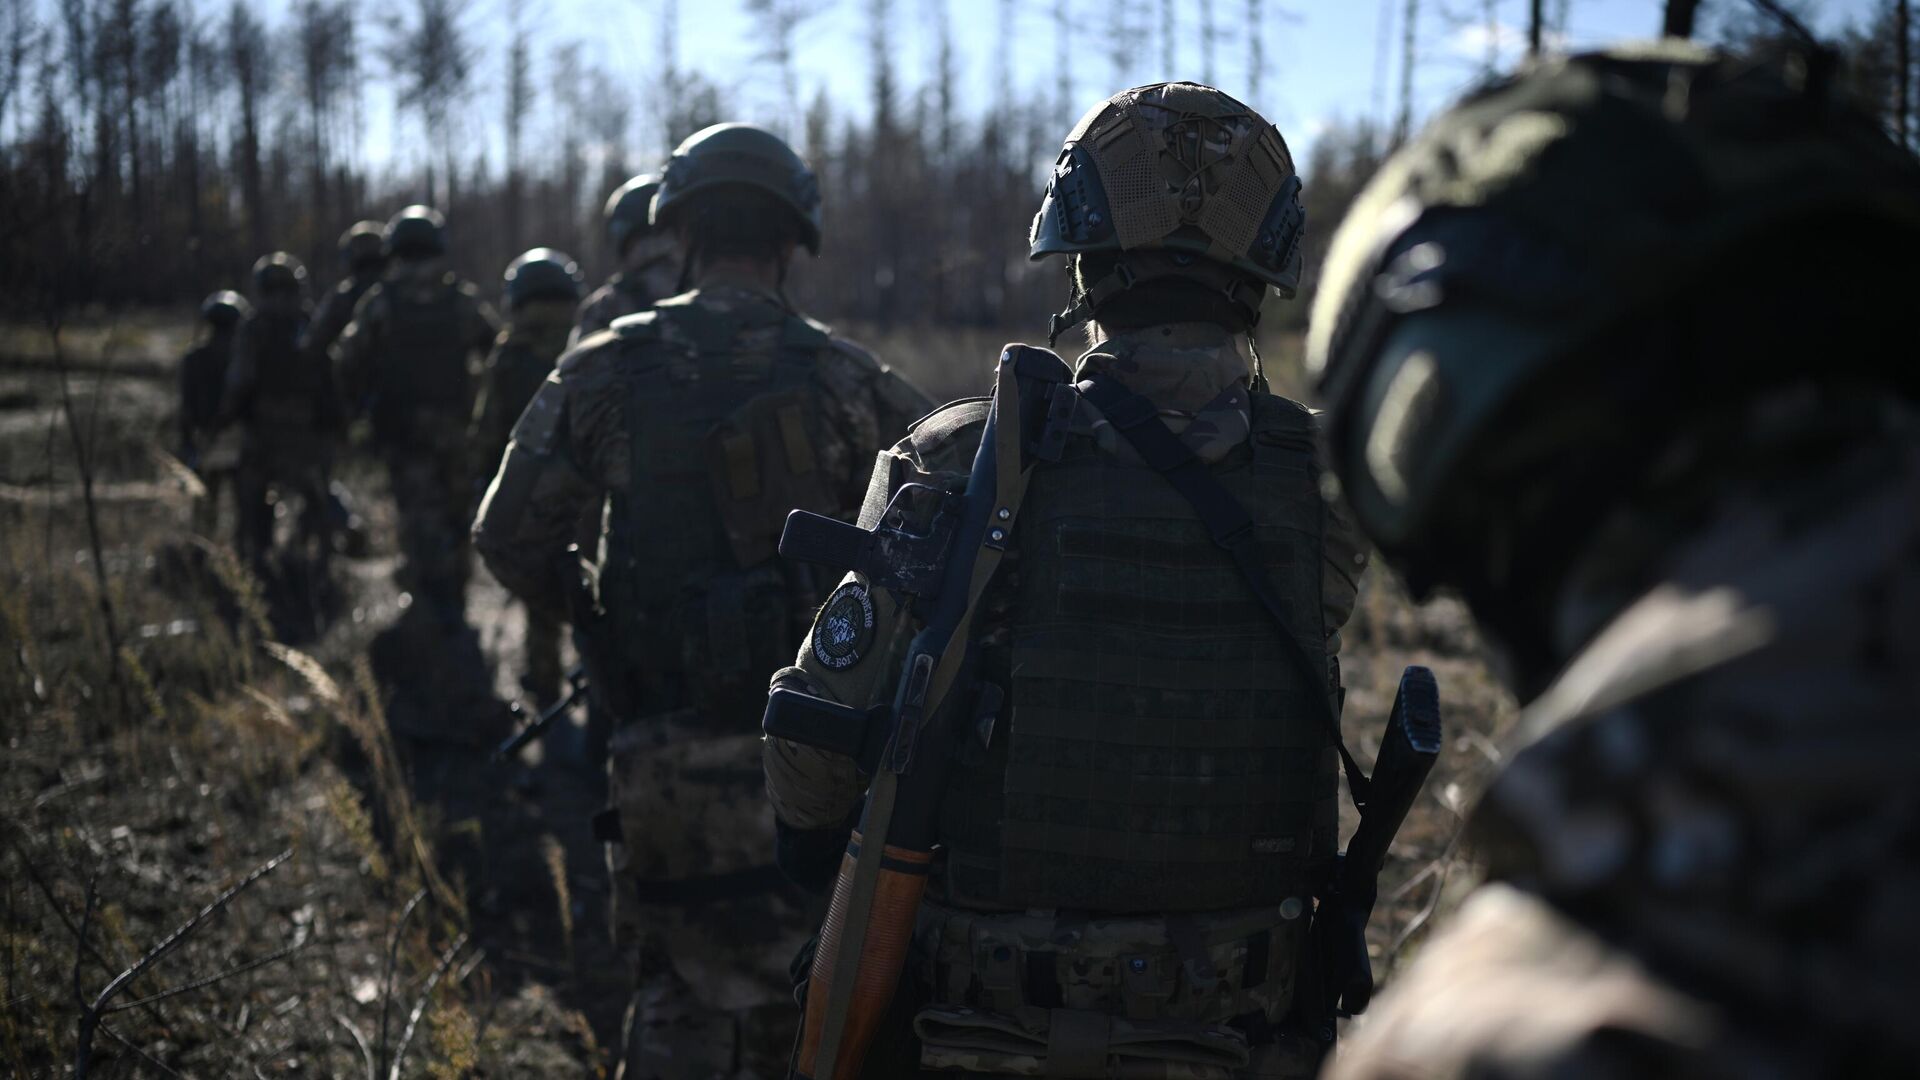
xmin=218 ymin=323 xmax=258 ymax=425
xmin=330 ymin=287 xmax=383 ymax=416
xmin=469 ymin=337 xmax=515 ymax=476
xmin=471 ymin=366 xmax=600 ymax=620
xmin=568 ymin=286 xmax=615 ymax=349
xmin=1320 ymin=482 xmax=1370 ymax=655
xmin=764 ymin=400 xmax=987 ymax=830
xmin=813 ymin=337 xmax=937 ymax=510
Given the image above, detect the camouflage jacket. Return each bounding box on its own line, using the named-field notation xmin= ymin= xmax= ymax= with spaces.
xmin=178 ymin=333 xmax=234 ymax=447
xmin=332 ymin=259 xmax=499 ymax=439
xmin=470 ymin=299 xmax=576 ymax=477
xmin=763 ymin=323 xmax=1370 ymax=835
xmin=221 ymin=305 xmax=342 ymax=438
xmin=303 ymin=270 xmax=380 ymax=360
xmin=473 ymin=280 xmax=932 ymax=625
xmin=570 ymin=260 xmax=678 ymax=347
xmin=1329 ymin=392 xmax=1920 ymax=1077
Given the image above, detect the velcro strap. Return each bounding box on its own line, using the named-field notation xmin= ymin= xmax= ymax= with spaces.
xmin=1046 ymin=1009 xmax=1111 ymax=1078
xmin=777 ymin=403 xmax=817 ymax=475
xmin=631 ymin=864 xmax=791 ymax=906
xmin=721 ymin=430 xmax=759 ymax=498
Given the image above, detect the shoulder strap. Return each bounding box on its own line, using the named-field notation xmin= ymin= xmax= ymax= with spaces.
xmin=1077 ymin=372 xmax=1373 ymax=809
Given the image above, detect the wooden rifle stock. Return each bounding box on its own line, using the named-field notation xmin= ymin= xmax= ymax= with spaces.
xmin=796 ymin=835 xmax=933 ymax=1079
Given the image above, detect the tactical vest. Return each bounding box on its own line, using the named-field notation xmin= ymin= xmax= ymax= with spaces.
xmin=373 ymin=282 xmax=469 ymax=441
xmin=600 ymin=296 xmax=844 ymax=725
xmin=938 ymin=392 xmax=1337 ymax=914
xmin=246 ymin=313 xmax=330 ymax=429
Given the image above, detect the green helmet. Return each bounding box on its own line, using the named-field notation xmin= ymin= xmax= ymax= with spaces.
xmin=1030 ymin=82 xmax=1307 ymax=341
xmin=200 ymin=290 xmax=250 ymax=329
xmin=604 ymin=174 xmax=663 ymax=257
xmin=502 ymin=247 xmax=585 ymax=310
xmin=251 ymin=252 xmax=308 ymax=296
xmin=1308 ymin=42 xmax=1920 ymax=592
xmin=384 ymin=204 xmax=446 ymax=258
xmin=652 ymin=123 xmax=822 ymax=254
xmin=339 ymin=220 xmax=387 ymax=271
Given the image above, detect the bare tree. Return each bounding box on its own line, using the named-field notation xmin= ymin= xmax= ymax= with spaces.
xmin=1528 ymin=0 xmax=1542 ymax=53
xmin=745 ymin=0 xmax=826 ymax=137
xmin=383 ymin=0 xmax=473 ymax=204
xmin=1054 ymin=0 xmax=1073 ymax=124
xmin=228 ymin=0 xmax=269 ymax=254
xmin=503 ymin=15 xmax=531 ymax=249
xmin=1663 ymin=0 xmax=1701 ymax=38
xmin=293 ymin=0 xmax=354 ymax=256
xmin=1396 ymin=0 xmax=1418 ymax=144
xmin=1248 ymin=0 xmax=1264 ymax=103
xmin=1201 ymin=0 xmax=1217 ymax=84
xmin=1899 ymin=0 xmax=1911 ymax=147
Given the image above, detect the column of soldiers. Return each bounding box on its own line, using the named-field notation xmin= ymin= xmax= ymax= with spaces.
xmin=174 ymin=32 xmax=1916 ymax=1080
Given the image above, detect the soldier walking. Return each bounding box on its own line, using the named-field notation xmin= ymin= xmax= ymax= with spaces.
xmin=335 ymin=205 xmax=499 ymax=627
xmin=572 ymin=173 xmax=682 ymax=346
xmin=474 ymin=123 xmax=929 ymax=1079
xmin=761 ymin=84 xmax=1371 ymax=1079
xmin=305 ymin=220 xmax=388 ymax=360
xmin=179 ymin=290 xmax=248 ymax=536
xmin=225 ymin=254 xmax=340 ymax=576
xmin=471 ymin=248 xmax=585 ymax=707
xmin=1308 ymin=44 xmax=1920 ymax=1079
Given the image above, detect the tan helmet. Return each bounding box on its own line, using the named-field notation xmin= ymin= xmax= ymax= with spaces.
xmin=1030 ymin=82 xmax=1307 ymax=342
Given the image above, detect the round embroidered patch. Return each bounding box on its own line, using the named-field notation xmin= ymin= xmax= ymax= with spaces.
xmin=812 ymin=582 xmax=875 ymax=670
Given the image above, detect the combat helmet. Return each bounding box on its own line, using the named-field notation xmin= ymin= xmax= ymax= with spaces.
xmin=1307 ymin=42 xmax=1920 ymax=600
xmin=384 ymin=204 xmax=447 ymax=259
xmin=603 ymin=174 xmax=663 ymax=257
xmin=200 ymin=290 xmax=250 ymax=329
xmin=503 ymin=248 xmax=586 ymax=310
xmin=1030 ymin=82 xmax=1307 ymax=343
xmin=338 ymin=220 xmax=387 ymax=272
xmin=652 ymin=124 xmax=822 ymax=254
xmin=251 ymin=252 xmax=308 ymax=296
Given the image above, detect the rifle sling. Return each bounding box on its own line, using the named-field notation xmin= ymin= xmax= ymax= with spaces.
xmin=1076 ymin=373 xmax=1372 ymax=809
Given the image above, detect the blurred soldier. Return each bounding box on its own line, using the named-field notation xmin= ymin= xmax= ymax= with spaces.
xmin=305 ymin=220 xmax=388 ymax=359
xmin=471 ymin=248 xmax=585 ymax=706
xmin=474 ymin=123 xmax=930 ymax=1079
xmin=225 ymin=254 xmax=340 ymax=573
xmin=179 ymin=290 xmax=249 ymax=535
xmin=335 ymin=205 xmax=499 ymax=626
xmin=763 ymin=83 xmax=1369 ymax=1079
xmin=571 ymin=173 xmax=681 ymax=346
xmin=1308 ymin=44 xmax=1920 ymax=1078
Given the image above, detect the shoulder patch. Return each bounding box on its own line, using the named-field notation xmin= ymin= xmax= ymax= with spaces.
xmin=811 ymin=581 xmax=876 ymax=671
xmin=903 ymin=397 xmax=992 ymax=471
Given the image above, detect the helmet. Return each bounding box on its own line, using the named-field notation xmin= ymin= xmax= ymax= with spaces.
xmin=1307 ymin=42 xmax=1920 ymax=587
xmin=652 ymin=124 xmax=822 ymax=254
xmin=603 ymin=174 xmax=663 ymax=257
xmin=200 ymin=290 xmax=250 ymax=328
xmin=384 ymin=204 xmax=447 ymax=258
xmin=251 ymin=252 xmax=308 ymax=296
xmin=1029 ymin=82 xmax=1307 ymax=340
xmin=338 ymin=220 xmax=387 ymax=271
xmin=502 ymin=247 xmax=586 ymax=309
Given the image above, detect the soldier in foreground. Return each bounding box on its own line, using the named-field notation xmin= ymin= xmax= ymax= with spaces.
xmin=474 ymin=123 xmax=929 ymax=1077
xmin=1308 ymin=44 xmax=1920 ymax=1078
xmin=572 ymin=173 xmax=681 ymax=345
xmin=224 ymin=253 xmax=339 ymax=574
xmin=471 ymin=248 xmax=585 ymax=706
xmin=335 ymin=205 xmax=499 ymax=627
xmin=179 ymin=291 xmax=248 ymax=535
xmin=762 ymin=83 xmax=1373 ymax=1079
xmin=305 ymin=220 xmax=388 ymax=359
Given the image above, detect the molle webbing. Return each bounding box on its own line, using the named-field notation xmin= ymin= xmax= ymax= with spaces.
xmin=381 ymin=285 xmax=468 ymax=414
xmin=948 ymin=391 xmax=1336 ymax=913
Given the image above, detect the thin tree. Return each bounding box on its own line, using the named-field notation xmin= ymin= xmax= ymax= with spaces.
xmin=227 ymin=0 xmax=268 ymax=255
xmin=503 ymin=15 xmax=531 ymax=250
xmin=1054 ymin=0 xmax=1073 ymax=125
xmin=1201 ymin=0 xmax=1217 ymax=84
xmin=1248 ymin=0 xmax=1264 ymax=104
xmin=744 ymin=0 xmax=826 ymax=137
xmin=1898 ymin=0 xmax=1911 ymax=147
xmin=384 ymin=0 xmax=473 ymax=205
xmin=1663 ymin=0 xmax=1701 ymax=38
xmin=1528 ymin=0 xmax=1542 ymax=53
xmin=1161 ymin=0 xmax=1175 ymax=75
xmin=1396 ymin=0 xmax=1418 ymax=144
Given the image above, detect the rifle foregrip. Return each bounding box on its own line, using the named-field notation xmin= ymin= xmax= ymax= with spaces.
xmin=797 ymin=834 xmax=932 ymax=1080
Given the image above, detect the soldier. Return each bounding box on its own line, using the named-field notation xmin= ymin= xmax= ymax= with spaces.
xmin=335 ymin=205 xmax=499 ymax=626
xmin=305 ymin=220 xmax=388 ymax=359
xmin=179 ymin=290 xmax=249 ymax=535
xmin=225 ymin=253 xmax=340 ymax=573
xmin=471 ymin=248 xmax=585 ymax=706
xmin=762 ymin=83 xmax=1369 ymax=1079
xmin=571 ymin=173 xmax=681 ymax=346
xmin=1307 ymin=44 xmax=1920 ymax=1078
xmin=473 ymin=123 xmax=930 ymax=1079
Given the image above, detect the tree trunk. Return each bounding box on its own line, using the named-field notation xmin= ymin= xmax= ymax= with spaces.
xmin=1662 ymin=0 xmax=1700 ymax=39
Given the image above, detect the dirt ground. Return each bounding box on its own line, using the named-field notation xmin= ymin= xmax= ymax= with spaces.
xmin=0 ymin=312 xmax=1518 ymax=1077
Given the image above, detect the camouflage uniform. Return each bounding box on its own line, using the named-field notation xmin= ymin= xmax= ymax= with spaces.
xmin=573 ymin=172 xmax=681 ymax=347
xmin=472 ymin=294 xmax=577 ymax=705
xmin=225 ymin=257 xmax=339 ymax=569
xmin=572 ymin=261 xmax=678 ymax=346
xmin=180 ymin=293 xmax=246 ymax=535
xmin=764 ymin=86 xmax=1364 ymax=1080
xmin=474 ymin=277 xmax=929 ymax=1078
xmin=335 ymin=253 xmax=498 ymax=623
xmin=306 ymin=221 xmax=388 ymax=360
xmin=1305 ymin=45 xmax=1920 ymax=1079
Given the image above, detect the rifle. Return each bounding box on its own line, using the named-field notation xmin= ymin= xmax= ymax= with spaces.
xmin=764 ymin=345 xmax=1068 ymax=1080
xmin=493 ymin=664 xmax=590 ymax=762
xmin=1312 ymin=665 xmax=1443 ymax=1019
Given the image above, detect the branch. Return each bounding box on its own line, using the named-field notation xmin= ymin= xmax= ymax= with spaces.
xmin=385 ymin=931 xmax=468 ymax=1080
xmin=104 ymin=934 xmax=309 ymax=1014
xmin=377 ymin=887 xmax=429 ymax=1076
xmin=335 ymin=1013 xmax=377 ymax=1080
